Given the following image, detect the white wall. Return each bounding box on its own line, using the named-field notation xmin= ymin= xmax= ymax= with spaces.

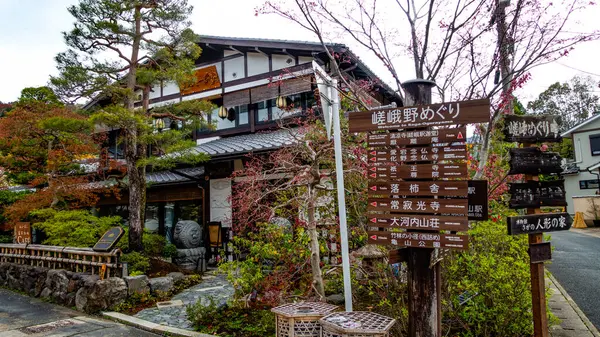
xmin=210 ymin=178 xmax=232 ymax=228
xmin=564 ymin=172 xmax=599 ymax=214
xmin=247 ymin=52 xmax=269 ymax=76
xmin=298 ymin=56 xmax=313 ymax=64
xmin=224 ymin=56 xmax=245 ymax=82
xmin=272 ymin=54 xmax=295 ymax=70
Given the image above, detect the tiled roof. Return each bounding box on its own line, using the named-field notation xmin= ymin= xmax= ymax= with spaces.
xmin=146 ymin=167 xmax=205 ymax=185
xmin=192 ymin=128 xmax=301 ymax=157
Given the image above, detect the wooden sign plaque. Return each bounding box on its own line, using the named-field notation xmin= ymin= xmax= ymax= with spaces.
xmin=93 ymin=227 xmax=125 ymax=252
xmin=369 ymin=181 xmax=468 ymax=197
xmin=368 ymin=198 xmax=468 ymax=215
xmin=468 ymin=180 xmax=489 ymax=221
xmin=368 ymin=145 xmax=467 ymax=163
xmin=508 ymin=148 xmax=563 ymax=175
xmin=367 ymin=127 xmax=467 ymax=147
xmin=368 ymin=231 xmax=469 ymax=250
xmin=368 ymin=214 xmax=469 ymax=231
xmin=509 ymin=180 xmax=567 ymax=209
xmin=503 ymin=115 xmax=561 ymax=143
xmin=14 ymin=222 xmax=31 ymax=244
xmin=349 ymin=98 xmax=490 ymax=132
xmin=507 ymin=213 xmax=572 ymax=235
xmin=529 ymin=242 xmax=552 ymax=263
xmin=368 ymin=163 xmax=467 ymax=180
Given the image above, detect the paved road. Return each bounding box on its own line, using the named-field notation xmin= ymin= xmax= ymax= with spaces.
xmin=0 ymin=289 xmax=159 ymax=337
xmin=547 ymin=230 xmax=600 ymax=330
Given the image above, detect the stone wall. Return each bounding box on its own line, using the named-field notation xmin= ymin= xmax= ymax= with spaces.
xmin=0 ymin=262 xmax=187 ymax=313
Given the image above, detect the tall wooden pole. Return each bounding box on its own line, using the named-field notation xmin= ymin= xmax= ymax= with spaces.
xmin=403 ymin=79 xmax=441 ymax=337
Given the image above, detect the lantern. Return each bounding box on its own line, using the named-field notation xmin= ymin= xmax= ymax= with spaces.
xmin=218 ymin=106 xmax=228 ymax=119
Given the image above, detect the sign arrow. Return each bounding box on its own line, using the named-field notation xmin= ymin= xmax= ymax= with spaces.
xmin=370 ymin=218 xmax=377 ymax=223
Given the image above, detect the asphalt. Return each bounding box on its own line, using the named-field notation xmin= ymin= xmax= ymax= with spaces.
xmin=547 ymin=230 xmax=600 ymax=330
xmin=0 ymin=288 xmax=159 ymax=337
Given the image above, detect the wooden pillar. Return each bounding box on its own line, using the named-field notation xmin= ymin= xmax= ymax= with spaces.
xmin=403 ymin=79 xmax=441 ymax=337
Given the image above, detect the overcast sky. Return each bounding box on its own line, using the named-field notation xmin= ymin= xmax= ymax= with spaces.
xmin=1 ymin=0 xmax=599 ymax=104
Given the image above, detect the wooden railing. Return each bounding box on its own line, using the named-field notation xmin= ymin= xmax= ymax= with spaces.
xmin=0 ymin=244 xmax=122 ymax=278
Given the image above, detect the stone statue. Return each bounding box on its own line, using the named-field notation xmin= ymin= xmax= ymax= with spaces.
xmin=173 ymin=248 xmax=206 ymax=272
xmin=173 ymin=220 xmax=202 ymax=249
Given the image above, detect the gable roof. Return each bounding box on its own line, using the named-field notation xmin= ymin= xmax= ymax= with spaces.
xmin=561 ymin=113 xmax=600 ymax=137
xmin=191 ymin=128 xmax=300 ymax=158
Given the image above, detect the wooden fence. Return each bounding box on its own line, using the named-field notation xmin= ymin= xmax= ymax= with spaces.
xmin=0 ymin=243 xmax=122 ymax=278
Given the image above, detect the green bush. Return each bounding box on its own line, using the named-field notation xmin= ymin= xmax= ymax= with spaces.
xmin=30 ymin=209 xmax=123 ymax=248
xmin=163 ymin=243 xmax=178 ymax=258
xmin=142 ymin=232 xmax=166 ymax=257
xmin=187 ymin=298 xmax=275 ymax=337
xmin=121 ymin=251 xmax=150 ymax=275
xmin=0 ymin=233 xmax=12 ymax=243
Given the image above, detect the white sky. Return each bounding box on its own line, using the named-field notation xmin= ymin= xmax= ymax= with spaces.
xmin=1 ymin=0 xmax=599 ymax=104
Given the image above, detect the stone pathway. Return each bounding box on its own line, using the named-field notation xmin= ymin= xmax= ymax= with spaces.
xmin=549 ymin=274 xmax=600 ymax=337
xmin=134 ymin=273 xmax=234 ymax=330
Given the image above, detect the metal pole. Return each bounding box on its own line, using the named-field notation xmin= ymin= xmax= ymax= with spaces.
xmin=331 ymin=79 xmax=353 ymax=311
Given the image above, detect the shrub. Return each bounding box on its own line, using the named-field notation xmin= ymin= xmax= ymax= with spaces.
xmin=0 ymin=233 xmax=12 ymax=243
xmin=163 ymin=243 xmax=178 ymax=258
xmin=142 ymin=232 xmax=166 ymax=257
xmin=122 ymin=251 xmax=150 ymax=275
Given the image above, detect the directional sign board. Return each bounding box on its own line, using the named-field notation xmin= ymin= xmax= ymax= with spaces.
xmin=507 ymin=213 xmax=572 ymax=235
xmin=509 ymin=180 xmax=567 ymax=209
xmin=368 ymin=198 xmax=468 ymax=215
xmin=368 ymin=145 xmax=467 ymax=163
xmin=367 ymin=127 xmax=467 ymax=147
xmin=369 ymin=181 xmax=468 ymax=197
xmin=468 ymin=180 xmax=489 ymax=221
xmin=503 ymin=115 xmax=561 ymax=143
xmin=368 ymin=214 xmax=469 ymax=231
xmin=349 ymin=98 xmax=490 ymax=132
xmin=368 ymin=163 xmax=467 ymax=180
xmin=508 ymin=148 xmax=563 ymax=175
xmin=368 ymin=231 xmax=468 ymax=250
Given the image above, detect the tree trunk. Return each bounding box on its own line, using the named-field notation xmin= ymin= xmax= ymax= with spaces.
xmin=307 ymin=187 xmax=325 ymax=300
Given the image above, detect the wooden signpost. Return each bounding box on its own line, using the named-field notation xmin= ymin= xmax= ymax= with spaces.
xmin=14 ymin=222 xmax=31 ymax=244
xmin=350 ymin=79 xmax=490 ymax=337
xmin=505 ymin=114 xmax=566 ymax=337
xmin=468 ymin=180 xmax=489 ymax=221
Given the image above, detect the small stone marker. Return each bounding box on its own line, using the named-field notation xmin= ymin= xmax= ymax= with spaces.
xmin=93 ymin=227 xmax=124 ymax=252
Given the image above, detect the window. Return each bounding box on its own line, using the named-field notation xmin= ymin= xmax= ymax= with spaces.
xmin=590 ymin=134 xmax=600 ymax=156
xmin=208 ymin=104 xmax=249 ymax=131
xmin=580 ymin=179 xmax=600 ymax=189
xmin=107 ymin=130 xmax=125 ymax=159
xmin=255 ymin=91 xmax=315 ymax=124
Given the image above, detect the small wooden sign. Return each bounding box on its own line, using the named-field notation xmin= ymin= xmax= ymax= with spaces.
xmin=349 ymin=98 xmax=490 ymax=132
xmin=367 ymin=127 xmax=467 ymax=147
xmin=369 ymin=181 xmax=468 ymax=197
xmin=93 ymin=227 xmax=124 ymax=252
xmin=507 ymin=213 xmax=572 ymax=235
xmin=368 ymin=198 xmax=468 ymax=215
xmin=368 ymin=145 xmax=467 ymax=163
xmin=14 ymin=222 xmax=31 ymax=244
xmin=368 ymin=231 xmax=469 ymax=250
xmin=503 ymin=115 xmax=561 ymax=143
xmin=508 ymin=148 xmax=563 ymax=175
xmin=509 ymin=180 xmax=567 ymax=209
xmin=368 ymin=214 xmax=469 ymax=231
xmin=368 ymin=163 xmax=467 ymax=180
xmin=529 ymin=242 xmax=552 ymax=263
xmin=468 ymin=180 xmax=489 ymax=221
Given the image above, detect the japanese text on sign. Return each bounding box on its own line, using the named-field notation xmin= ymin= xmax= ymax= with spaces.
xmin=507 ymin=213 xmax=573 ymax=235
xmin=503 ymin=115 xmax=561 ymax=142
xmin=372 ymin=103 xmax=460 ymax=126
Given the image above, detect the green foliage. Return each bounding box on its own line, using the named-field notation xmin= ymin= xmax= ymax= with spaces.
xmin=30 ymin=209 xmax=122 ymax=248
xmin=17 ymin=86 xmax=63 ymax=107
xmin=142 ymin=232 xmax=167 ymax=257
xmin=163 ymin=243 xmax=178 ymax=258
xmin=0 ymin=234 xmax=12 ymax=243
xmin=121 ymin=252 xmax=151 ymax=275
xmin=187 ymin=298 xmax=275 ymax=337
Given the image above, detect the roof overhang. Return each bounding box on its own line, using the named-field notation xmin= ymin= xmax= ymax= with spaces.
xmin=561 ymin=113 xmax=600 ymax=137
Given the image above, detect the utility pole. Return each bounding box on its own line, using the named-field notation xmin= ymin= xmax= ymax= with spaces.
xmin=402 ymin=79 xmax=441 ymax=337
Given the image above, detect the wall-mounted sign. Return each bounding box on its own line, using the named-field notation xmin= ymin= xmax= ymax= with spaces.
xmin=507 ymin=213 xmax=572 ymax=235
xmin=349 ymin=99 xmax=490 ymax=132
xmin=369 ymin=181 xmax=468 ymax=197
xmin=529 ymin=242 xmax=552 ymax=263
xmin=368 ymin=163 xmax=467 ymax=180
xmin=468 ymin=180 xmax=489 ymax=221
xmin=368 ymin=145 xmax=467 ymax=163
xmin=509 ymin=180 xmax=567 ymax=209
xmin=503 ymin=115 xmax=561 ymax=143
xmin=367 ymin=127 xmax=467 ymax=147
xmin=368 ymin=214 xmax=469 ymax=231
xmin=368 ymin=231 xmax=468 ymax=250
xmin=508 ymin=148 xmax=563 ymax=175
xmin=180 ymin=65 xmax=221 ymax=96
xmin=93 ymin=227 xmax=125 ymax=252
xmin=14 ymin=222 xmax=31 ymax=244
xmin=368 ymin=198 xmax=468 ymax=215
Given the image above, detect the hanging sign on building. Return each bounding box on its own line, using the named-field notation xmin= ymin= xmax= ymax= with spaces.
xmin=368 ymin=198 xmax=468 ymax=215
xmin=507 ymin=213 xmax=573 ymax=235
xmin=368 ymin=214 xmax=469 ymax=231
xmin=368 ymin=145 xmax=467 ymax=163
xmin=509 ymin=180 xmax=567 ymax=209
xmin=468 ymin=180 xmax=489 ymax=221
xmin=349 ymin=98 xmax=490 ymax=132
xmin=508 ymin=148 xmax=563 ymax=175
xmin=367 ymin=127 xmax=467 ymax=147
xmin=369 ymin=181 xmax=468 ymax=197
xmin=368 ymin=163 xmax=467 ymax=180
xmin=503 ymin=115 xmax=561 ymax=143
xmin=368 ymin=231 xmax=469 ymax=250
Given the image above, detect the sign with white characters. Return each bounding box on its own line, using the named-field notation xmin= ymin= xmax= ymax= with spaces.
xmin=503 ymin=115 xmax=561 ymax=143
xmin=507 ymin=213 xmax=572 ymax=235
xmin=368 ymin=198 xmax=468 ymax=215
xmin=369 ymin=181 xmax=468 ymax=197
xmin=368 ymin=163 xmax=467 ymax=180
xmin=368 ymin=214 xmax=469 ymax=231
xmin=368 ymin=145 xmax=467 ymax=163
xmin=367 ymin=127 xmax=467 ymax=147
xmin=368 ymin=231 xmax=468 ymax=250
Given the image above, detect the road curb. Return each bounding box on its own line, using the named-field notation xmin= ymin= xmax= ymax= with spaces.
xmin=548 ymin=273 xmax=600 ymax=337
xmin=102 ymin=311 xmax=217 ymax=337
